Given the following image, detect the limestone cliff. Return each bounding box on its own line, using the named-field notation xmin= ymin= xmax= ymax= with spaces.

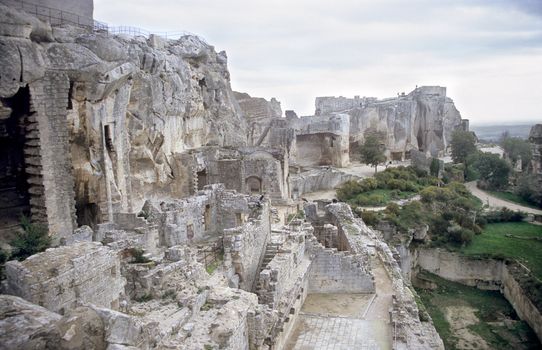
xmin=316 ymin=86 xmax=465 ymax=159
xmin=0 ymin=4 xmax=247 ymax=232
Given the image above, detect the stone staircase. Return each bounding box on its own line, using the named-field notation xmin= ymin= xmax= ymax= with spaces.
xmin=254 ymin=241 xmax=282 ymax=293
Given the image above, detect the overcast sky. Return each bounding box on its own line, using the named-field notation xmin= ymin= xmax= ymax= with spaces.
xmin=95 ymin=0 xmax=542 ymax=124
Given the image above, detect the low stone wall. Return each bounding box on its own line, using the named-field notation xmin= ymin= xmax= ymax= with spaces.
xmin=257 ymin=232 xmax=310 ymax=307
xmin=374 ymin=241 xmax=445 ymax=349
xmin=502 ymin=265 xmax=542 ymax=341
xmin=253 ymin=224 xmax=312 ymax=349
xmin=415 ymin=248 xmax=503 ymax=290
xmin=4 ymin=242 xmax=125 ymax=314
xmin=414 ymin=248 xmax=542 ymax=342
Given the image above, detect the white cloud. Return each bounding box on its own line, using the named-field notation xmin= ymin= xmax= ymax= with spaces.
xmin=95 ymin=0 xmax=542 ymax=122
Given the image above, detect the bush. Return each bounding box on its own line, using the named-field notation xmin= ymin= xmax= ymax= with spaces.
xmin=336 ymin=180 xmax=363 ymax=201
xmin=482 ymin=208 xmax=526 ymax=223
xmin=128 ymin=248 xmax=152 ymax=264
xmin=10 ymin=216 xmax=51 ymax=261
xmin=448 ymin=224 xmax=474 ymax=244
xmin=360 ymin=210 xmax=380 ymax=226
xmin=516 ymin=174 xmax=542 ymax=207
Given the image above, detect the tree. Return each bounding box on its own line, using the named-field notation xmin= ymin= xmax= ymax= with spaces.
xmin=430 ymin=157 xmax=440 ymax=177
xmin=501 ymin=136 xmax=531 ymax=170
xmin=472 ymin=152 xmax=511 ymax=190
xmin=360 ymin=133 xmax=386 ymax=174
xmin=10 ymin=216 xmax=51 ymax=261
xmin=450 ymin=130 xmax=477 ymax=164
xmin=516 ymin=174 xmax=542 ymax=207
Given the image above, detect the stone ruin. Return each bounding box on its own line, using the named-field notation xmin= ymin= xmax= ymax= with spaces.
xmin=314 ymin=87 xmax=469 ymax=160
xmin=0 ymin=1 xmax=455 ymax=349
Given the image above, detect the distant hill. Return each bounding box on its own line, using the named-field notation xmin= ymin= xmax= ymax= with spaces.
xmin=470 ymin=123 xmax=535 ymax=141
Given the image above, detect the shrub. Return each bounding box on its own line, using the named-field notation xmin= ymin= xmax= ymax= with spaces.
xmin=360 ymin=210 xmax=380 ymax=226
xmin=359 ymin=177 xmax=378 ymax=191
xmin=10 ymin=216 xmax=51 ymax=261
xmin=336 ymin=180 xmax=363 ymax=201
xmin=448 ymin=224 xmax=474 ymax=244
xmin=128 ymin=248 xmax=152 ymax=264
xmin=516 ymin=174 xmax=542 ymax=207
xmin=482 ymin=208 xmax=526 ymax=223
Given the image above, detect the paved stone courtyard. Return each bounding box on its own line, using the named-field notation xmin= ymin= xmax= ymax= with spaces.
xmin=286 ymin=313 xmax=392 ymax=350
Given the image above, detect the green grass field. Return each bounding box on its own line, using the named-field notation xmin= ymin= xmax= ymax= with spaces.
xmin=487 ymin=190 xmax=541 ymax=209
xmin=416 ymin=272 xmax=540 ymax=350
xmin=460 ymin=222 xmax=542 ymax=280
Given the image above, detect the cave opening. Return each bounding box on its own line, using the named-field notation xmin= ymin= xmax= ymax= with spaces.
xmin=0 ymin=86 xmax=31 ymax=239
xmin=197 ymin=169 xmax=207 ymax=190
xmin=416 ymin=127 xmax=425 ymax=152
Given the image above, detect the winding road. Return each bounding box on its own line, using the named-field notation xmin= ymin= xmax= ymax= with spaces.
xmin=465 ymin=181 xmax=542 ymax=215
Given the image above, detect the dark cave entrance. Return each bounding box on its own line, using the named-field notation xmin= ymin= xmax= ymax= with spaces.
xmin=197 ymin=169 xmax=208 ymax=191
xmin=416 ymin=127 xmax=425 ymax=152
xmin=0 ymin=87 xmax=31 ymax=239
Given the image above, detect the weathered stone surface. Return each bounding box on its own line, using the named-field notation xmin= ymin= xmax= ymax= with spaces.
xmin=56 ymin=306 xmax=106 ymax=350
xmin=4 ymin=242 xmax=125 ymax=314
xmin=234 ymin=91 xmax=282 ymax=146
xmin=0 ymin=4 xmax=248 ymax=236
xmin=316 ymin=86 xmax=464 ymax=158
xmin=0 ymin=295 xmax=62 ymax=350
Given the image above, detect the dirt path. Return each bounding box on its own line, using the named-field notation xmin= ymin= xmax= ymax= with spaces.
xmin=465 ymin=181 xmax=542 ymax=215
xmin=365 ymin=255 xmax=393 ymax=322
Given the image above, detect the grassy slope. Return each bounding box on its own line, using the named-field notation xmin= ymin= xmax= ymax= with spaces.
xmin=416 ymin=273 xmax=540 ymax=350
xmin=460 ymin=222 xmax=542 ymax=280
xmin=351 ymin=188 xmax=416 ymax=207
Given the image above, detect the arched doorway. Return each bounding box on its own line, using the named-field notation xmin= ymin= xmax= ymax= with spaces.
xmin=245 ymin=176 xmax=262 ymax=194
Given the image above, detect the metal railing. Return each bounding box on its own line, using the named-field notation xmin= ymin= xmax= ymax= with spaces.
xmin=0 ymin=0 xmax=204 ymax=41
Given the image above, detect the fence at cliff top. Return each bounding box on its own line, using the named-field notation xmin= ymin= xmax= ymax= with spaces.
xmin=107 ymin=25 xmax=201 ymax=41
xmin=0 ymin=0 xmax=204 ymax=42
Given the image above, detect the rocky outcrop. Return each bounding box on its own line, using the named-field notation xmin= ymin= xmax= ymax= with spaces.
xmin=316 ymin=86 xmax=465 ymax=159
xmin=0 ymin=295 xmax=62 ymax=350
xmin=234 ymin=91 xmax=284 ymax=147
xmin=0 ymin=4 xmax=247 ymax=237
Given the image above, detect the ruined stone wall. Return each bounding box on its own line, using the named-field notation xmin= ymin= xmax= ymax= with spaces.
xmin=1 ymin=0 xmax=95 ymax=24
xmin=306 ymin=235 xmax=373 ymax=293
xmin=30 ymin=71 xmax=77 ymax=241
xmin=502 ymin=264 xmax=542 ymax=342
xmin=4 ymin=242 xmax=125 ymax=314
xmin=374 ymin=241 xmax=445 ymax=349
xmin=257 ymin=232 xmax=310 ymax=307
xmin=316 ymin=86 xmax=463 ymax=158
xmin=223 ymin=201 xmax=271 ymax=291
xmin=234 ymin=91 xmax=282 ymax=146
xmin=292 ymin=113 xmax=350 ymax=168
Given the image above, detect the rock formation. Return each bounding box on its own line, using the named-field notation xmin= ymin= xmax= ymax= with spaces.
xmin=0 ymin=3 xmax=247 ymax=239
xmin=316 ymin=86 xmax=467 ymax=159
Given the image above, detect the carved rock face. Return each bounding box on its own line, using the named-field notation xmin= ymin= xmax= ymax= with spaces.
xmin=0 ymin=5 xmax=247 ymax=220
